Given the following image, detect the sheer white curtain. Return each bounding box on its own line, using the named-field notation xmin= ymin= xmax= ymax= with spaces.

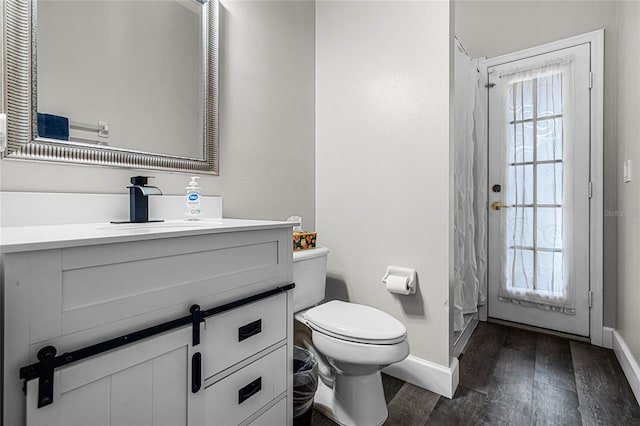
xmin=493 ymin=57 xmax=577 ymax=314
xmin=453 ymin=38 xmax=486 ymax=332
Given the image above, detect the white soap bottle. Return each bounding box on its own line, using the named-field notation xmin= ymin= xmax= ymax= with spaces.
xmin=185 ymin=176 xmax=202 ymax=220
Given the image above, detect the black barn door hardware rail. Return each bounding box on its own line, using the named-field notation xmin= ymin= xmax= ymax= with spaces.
xmin=19 ymin=283 xmax=295 ymax=408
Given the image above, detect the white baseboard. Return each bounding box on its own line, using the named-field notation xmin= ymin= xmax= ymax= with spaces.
xmin=383 ymin=355 xmax=459 ymax=399
xmin=612 ymin=330 xmax=640 ymax=405
xmin=602 ymin=326 xmax=614 ymax=349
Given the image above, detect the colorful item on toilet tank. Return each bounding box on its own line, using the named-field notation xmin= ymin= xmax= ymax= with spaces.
xmin=293 ymin=232 xmax=317 ymax=251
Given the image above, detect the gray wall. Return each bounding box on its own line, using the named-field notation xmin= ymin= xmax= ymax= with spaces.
xmin=455 ymin=0 xmax=619 ymax=327
xmin=616 ymin=0 xmax=640 ymax=367
xmin=316 ymin=0 xmax=453 ymax=366
xmin=38 ymin=1 xmax=203 ymax=158
xmin=1 ymin=0 xmax=316 ymax=229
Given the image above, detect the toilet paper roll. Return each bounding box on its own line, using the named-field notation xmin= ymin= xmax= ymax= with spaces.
xmin=385 ymin=275 xmax=411 ymax=295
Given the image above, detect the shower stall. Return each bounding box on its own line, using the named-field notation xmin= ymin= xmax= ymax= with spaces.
xmin=453 ymin=36 xmax=488 ymax=355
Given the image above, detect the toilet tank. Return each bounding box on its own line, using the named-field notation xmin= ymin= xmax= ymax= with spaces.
xmin=292 ymin=247 xmax=329 ymax=312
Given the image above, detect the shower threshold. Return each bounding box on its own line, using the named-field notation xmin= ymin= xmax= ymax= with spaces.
xmin=454 ymin=312 xmax=479 ymax=358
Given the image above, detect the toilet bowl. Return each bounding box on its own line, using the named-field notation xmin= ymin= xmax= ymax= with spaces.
xmin=293 ymin=247 xmax=410 ymax=426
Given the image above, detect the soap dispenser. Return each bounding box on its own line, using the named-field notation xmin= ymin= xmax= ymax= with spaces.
xmin=185 ymin=176 xmax=202 ymax=220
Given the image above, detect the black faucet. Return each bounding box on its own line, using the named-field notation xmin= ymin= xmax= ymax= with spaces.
xmin=128 ymin=176 xmax=163 ymax=223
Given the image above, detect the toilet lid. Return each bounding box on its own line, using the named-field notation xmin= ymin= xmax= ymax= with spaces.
xmin=303 ymin=300 xmax=407 ymax=344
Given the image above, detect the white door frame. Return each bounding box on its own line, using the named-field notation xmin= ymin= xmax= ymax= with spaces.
xmin=478 ymin=30 xmax=605 ymax=346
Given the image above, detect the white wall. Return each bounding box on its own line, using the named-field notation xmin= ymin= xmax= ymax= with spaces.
xmin=316 ymin=0 xmax=453 ymax=366
xmin=1 ymin=0 xmax=316 ymax=228
xmin=455 ymin=0 xmax=619 ymax=327
xmin=616 ymin=0 xmax=640 ymax=369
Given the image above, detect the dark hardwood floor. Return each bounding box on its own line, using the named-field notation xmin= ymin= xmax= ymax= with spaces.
xmin=310 ymin=322 xmax=640 ymax=425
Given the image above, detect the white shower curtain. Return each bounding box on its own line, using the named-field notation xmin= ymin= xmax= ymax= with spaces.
xmin=453 ymin=38 xmax=487 ymax=332
xmin=474 ymin=63 xmax=488 ymax=310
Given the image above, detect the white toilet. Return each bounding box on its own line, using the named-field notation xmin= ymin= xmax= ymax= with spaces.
xmin=293 ymin=247 xmax=410 ymax=426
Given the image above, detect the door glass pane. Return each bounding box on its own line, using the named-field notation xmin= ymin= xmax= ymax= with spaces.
xmin=536 ymin=118 xmax=563 ymax=162
xmin=509 ymin=122 xmax=534 ymax=163
xmin=536 ymin=251 xmax=563 ymax=293
xmin=537 ymin=163 xmax=563 ymax=205
xmin=504 ymin=72 xmax=565 ymax=295
xmin=508 ymin=84 xmax=515 ymax=122
xmin=537 ymin=207 xmax=563 ymax=249
xmin=507 ymin=207 xmax=534 ymax=247
xmin=522 ymin=79 xmax=534 ymax=120
xmin=537 ymin=73 xmax=563 ymax=117
xmin=506 ymin=248 xmax=534 ymax=290
xmin=507 ymin=164 xmax=534 ymax=205
xmin=510 ymin=82 xmax=524 ymax=121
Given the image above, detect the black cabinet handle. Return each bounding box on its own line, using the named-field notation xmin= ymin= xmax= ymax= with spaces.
xmin=192 ymin=352 xmax=201 ymax=393
xmin=37 ymin=346 xmax=57 ymax=407
xmin=238 ymin=319 xmax=262 ymax=342
xmin=238 ymin=377 xmax=262 ymax=404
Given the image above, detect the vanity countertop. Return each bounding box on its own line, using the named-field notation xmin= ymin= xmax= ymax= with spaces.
xmin=0 ymin=218 xmax=296 ymax=253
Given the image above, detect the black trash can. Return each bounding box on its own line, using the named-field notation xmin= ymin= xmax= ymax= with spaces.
xmin=293 ymin=346 xmax=318 ymax=426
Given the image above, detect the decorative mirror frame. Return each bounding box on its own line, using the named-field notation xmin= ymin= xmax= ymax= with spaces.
xmin=3 ymin=0 xmax=219 ymax=174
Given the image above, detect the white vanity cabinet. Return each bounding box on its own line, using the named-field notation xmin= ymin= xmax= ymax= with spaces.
xmin=1 ymin=220 xmax=295 ymax=426
xmin=26 ymin=327 xmax=194 ymax=426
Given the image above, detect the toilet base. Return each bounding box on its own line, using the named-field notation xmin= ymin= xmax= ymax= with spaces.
xmin=313 ymin=370 xmax=388 ymax=426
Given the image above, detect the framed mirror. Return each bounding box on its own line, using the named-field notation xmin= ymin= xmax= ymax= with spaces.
xmin=3 ymin=0 xmax=218 ymax=174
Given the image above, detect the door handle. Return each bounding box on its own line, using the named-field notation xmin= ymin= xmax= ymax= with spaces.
xmin=491 ymin=201 xmax=512 ymax=211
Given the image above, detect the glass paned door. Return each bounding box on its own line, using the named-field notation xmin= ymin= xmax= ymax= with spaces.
xmin=487 ymin=43 xmax=591 ymax=337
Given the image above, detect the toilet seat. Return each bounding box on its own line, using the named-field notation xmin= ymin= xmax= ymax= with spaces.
xmin=303 ymin=300 xmax=407 ymax=345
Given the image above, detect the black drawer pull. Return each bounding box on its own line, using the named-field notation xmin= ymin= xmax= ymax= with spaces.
xmin=238 ymin=377 xmax=262 ymax=404
xmin=192 ymin=352 xmax=201 ymax=393
xmin=238 ymin=319 xmax=262 ymax=342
